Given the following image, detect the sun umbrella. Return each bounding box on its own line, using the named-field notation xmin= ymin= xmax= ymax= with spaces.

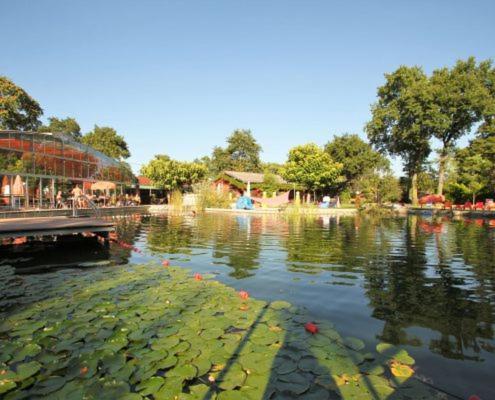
xmin=12 ymin=175 xmax=25 ymax=196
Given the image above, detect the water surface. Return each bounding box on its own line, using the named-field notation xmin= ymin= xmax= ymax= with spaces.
xmin=2 ymin=213 xmax=495 ymax=399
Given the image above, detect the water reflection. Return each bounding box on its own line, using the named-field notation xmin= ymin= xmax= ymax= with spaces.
xmin=2 ymin=213 xmax=495 ymax=398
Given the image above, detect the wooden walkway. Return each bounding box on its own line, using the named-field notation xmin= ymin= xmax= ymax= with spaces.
xmin=0 ymin=216 xmax=114 ymax=239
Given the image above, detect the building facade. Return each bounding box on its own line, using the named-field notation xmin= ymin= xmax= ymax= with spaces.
xmin=0 ymin=130 xmax=135 ymax=208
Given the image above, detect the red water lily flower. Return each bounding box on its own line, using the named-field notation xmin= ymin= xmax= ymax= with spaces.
xmin=304 ymin=322 xmax=319 ymax=334
xmin=194 ymin=273 xmax=203 ymax=281
xmin=468 ymin=395 xmax=481 ymax=400
xmin=239 ymin=290 xmax=249 ymax=300
xmin=162 ymin=260 xmax=170 ymax=267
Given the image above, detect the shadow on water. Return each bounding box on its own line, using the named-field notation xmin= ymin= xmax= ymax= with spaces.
xmin=2 ymin=212 xmax=495 ymax=398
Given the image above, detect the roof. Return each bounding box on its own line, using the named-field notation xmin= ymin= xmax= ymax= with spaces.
xmin=135 ymin=175 xmax=161 ymax=190
xmin=223 ymin=170 xmax=286 ymax=184
xmin=138 ymin=176 xmax=152 ymax=186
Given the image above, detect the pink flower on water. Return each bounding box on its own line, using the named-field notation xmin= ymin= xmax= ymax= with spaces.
xmin=239 ymin=290 xmax=249 ymax=300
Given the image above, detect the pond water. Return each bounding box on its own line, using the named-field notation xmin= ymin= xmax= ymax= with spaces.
xmin=2 ymin=213 xmax=495 ymax=399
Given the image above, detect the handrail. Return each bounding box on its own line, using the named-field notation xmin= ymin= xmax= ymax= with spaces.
xmin=71 ymin=194 xmax=101 ymax=218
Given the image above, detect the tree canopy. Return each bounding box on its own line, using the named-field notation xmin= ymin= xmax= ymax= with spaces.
xmin=365 ymin=66 xmax=437 ymax=205
xmin=429 ymin=57 xmax=492 ymax=195
xmin=141 ymin=155 xmax=207 ymax=191
xmin=0 ymin=76 xmax=43 ymax=130
xmin=40 ymin=116 xmax=82 ymax=139
xmin=282 ymin=143 xmax=343 ymax=192
xmin=209 ymin=130 xmax=262 ymax=174
xmin=324 ymin=133 xmax=389 ymax=186
xmin=81 ymin=125 xmax=130 ymax=159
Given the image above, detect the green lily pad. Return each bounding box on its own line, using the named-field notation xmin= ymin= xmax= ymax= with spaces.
xmin=136 ymin=376 xmax=165 ymax=396
xmin=217 ymin=365 xmax=246 ymax=390
xmin=167 ymin=364 xmax=197 ymax=380
xmin=269 ymin=301 xmax=291 ymax=310
xmin=10 ymin=343 xmax=41 ymax=363
xmin=0 ymin=379 xmax=16 ymax=394
xmin=276 ymin=372 xmax=310 ymax=395
xmin=15 ymin=361 xmax=42 ymax=381
xmin=344 ymin=337 xmax=365 ymax=351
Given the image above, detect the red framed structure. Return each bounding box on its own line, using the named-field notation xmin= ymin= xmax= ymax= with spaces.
xmin=0 ymin=130 xmax=135 ymax=209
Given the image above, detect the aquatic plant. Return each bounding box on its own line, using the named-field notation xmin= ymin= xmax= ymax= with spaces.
xmin=0 ymin=264 xmax=440 ymax=399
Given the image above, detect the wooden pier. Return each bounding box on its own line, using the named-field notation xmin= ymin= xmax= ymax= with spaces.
xmin=0 ymin=216 xmax=115 ymax=240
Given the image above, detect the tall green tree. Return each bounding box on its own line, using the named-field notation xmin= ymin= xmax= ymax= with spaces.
xmin=448 ymin=131 xmax=495 ymax=202
xmin=210 ymin=130 xmax=262 ymax=174
xmin=365 ymin=66 xmax=437 ymax=206
xmin=141 ymin=155 xmax=207 ymax=190
xmin=81 ymin=125 xmax=130 ymax=159
xmin=430 ymin=58 xmax=491 ymax=195
xmin=355 ymin=172 xmax=401 ymax=204
xmin=40 ymin=116 xmax=82 ymax=139
xmin=324 ymin=133 xmax=389 ymax=188
xmin=282 ymin=143 xmax=343 ymax=193
xmin=0 ymin=76 xmax=43 ymax=130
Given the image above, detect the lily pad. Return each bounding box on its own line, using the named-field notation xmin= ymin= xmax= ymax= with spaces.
xmin=15 ymin=361 xmax=42 ymax=381
xmin=167 ymin=364 xmax=197 ymax=380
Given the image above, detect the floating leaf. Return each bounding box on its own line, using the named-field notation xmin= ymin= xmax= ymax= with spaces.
xmin=167 ymin=364 xmax=197 ymax=380
xmin=344 ymin=337 xmax=365 ymax=351
xmin=15 ymin=361 xmax=41 ymax=381
xmin=390 ymin=361 xmax=414 ymax=378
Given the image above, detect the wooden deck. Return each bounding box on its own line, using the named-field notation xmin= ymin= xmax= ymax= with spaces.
xmin=0 ymin=216 xmax=114 ymax=239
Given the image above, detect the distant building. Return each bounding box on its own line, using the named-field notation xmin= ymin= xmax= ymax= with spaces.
xmin=130 ymin=176 xmax=166 ymax=204
xmin=214 ymin=170 xmax=288 ymax=197
xmin=0 ymin=130 xmax=135 ymax=208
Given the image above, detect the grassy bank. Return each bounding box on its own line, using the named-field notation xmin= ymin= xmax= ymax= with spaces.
xmin=0 ymin=264 xmax=438 ymax=399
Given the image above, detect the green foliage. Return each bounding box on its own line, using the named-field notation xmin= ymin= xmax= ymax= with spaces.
xmin=282 ymin=143 xmax=343 ymax=192
xmin=453 ymin=153 xmax=491 ymax=203
xmin=355 ymin=172 xmax=401 ymax=204
xmin=39 ymin=116 xmax=82 ymax=140
xmin=193 ymin=181 xmax=231 ymax=210
xmin=141 ymin=155 xmax=207 ymax=191
xmin=169 ymin=190 xmax=183 ymax=210
xmin=0 ymin=76 xmax=43 ymax=130
xmin=81 ymin=125 xmax=130 ymax=159
xmin=261 ymin=162 xmax=284 ymax=175
xmin=0 ymin=263 xmax=432 ymax=400
xmin=365 ymin=66 xmax=436 ymax=205
xmin=325 ymin=134 xmax=389 ymax=187
xmin=260 ymin=171 xmax=280 ymax=194
xmin=209 ymin=130 xmax=262 ymax=174
xmin=430 ymin=57 xmax=493 ymax=195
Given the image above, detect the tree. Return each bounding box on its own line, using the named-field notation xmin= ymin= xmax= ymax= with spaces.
xmin=430 ymin=58 xmax=491 ymax=195
xmin=40 ymin=116 xmax=82 ymax=139
xmin=451 ymin=154 xmax=490 ymax=203
xmin=260 ymin=171 xmax=280 ymax=194
xmin=81 ymin=125 xmax=130 ymax=159
xmin=210 ymin=146 xmax=232 ymax=175
xmin=0 ymin=76 xmax=43 ymax=130
xmin=449 ymin=132 xmax=495 ymax=202
xmin=365 ymin=66 xmax=436 ymax=206
xmin=354 ymin=172 xmax=401 ymax=204
xmin=324 ymin=133 xmax=389 ymax=188
xmin=141 ymin=155 xmax=207 ymax=191
xmin=282 ymin=143 xmax=343 ymax=193
xmin=209 ymin=130 xmax=263 ymax=174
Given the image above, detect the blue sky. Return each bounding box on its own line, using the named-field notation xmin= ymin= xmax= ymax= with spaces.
xmin=2 ymin=0 xmax=494 ymax=175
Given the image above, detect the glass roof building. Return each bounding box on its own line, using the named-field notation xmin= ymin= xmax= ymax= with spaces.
xmin=0 ymin=130 xmax=135 ymax=208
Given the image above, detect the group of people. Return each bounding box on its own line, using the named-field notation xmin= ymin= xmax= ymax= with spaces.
xmin=53 ymin=185 xmax=141 ymax=209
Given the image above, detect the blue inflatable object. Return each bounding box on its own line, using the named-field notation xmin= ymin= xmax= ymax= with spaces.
xmin=236 ymin=196 xmax=254 ymax=210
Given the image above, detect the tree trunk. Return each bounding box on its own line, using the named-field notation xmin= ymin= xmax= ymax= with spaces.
xmin=437 ymin=150 xmax=447 ymax=196
xmin=473 ymin=193 xmax=476 ymax=204
xmin=410 ymin=172 xmax=419 ymax=206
